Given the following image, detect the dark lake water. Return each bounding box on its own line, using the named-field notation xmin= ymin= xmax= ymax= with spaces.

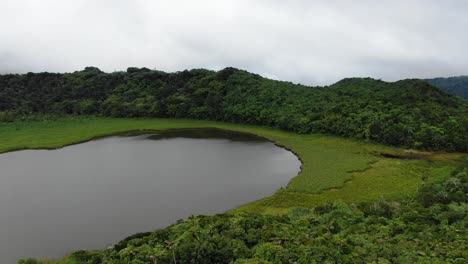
xmin=0 ymin=129 xmax=300 ymax=263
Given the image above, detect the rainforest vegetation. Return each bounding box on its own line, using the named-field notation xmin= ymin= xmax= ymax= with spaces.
xmin=1 ymin=68 xmax=466 ymax=263
xmin=0 ymin=67 xmax=467 ymax=152
xmin=426 ymin=76 xmax=468 ymax=99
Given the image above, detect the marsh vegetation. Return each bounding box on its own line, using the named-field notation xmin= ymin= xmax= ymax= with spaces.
xmin=0 ymin=68 xmax=465 ymax=263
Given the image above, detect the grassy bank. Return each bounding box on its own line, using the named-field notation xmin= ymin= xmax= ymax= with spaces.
xmin=0 ymin=117 xmax=461 ymax=213
xmin=0 ymin=116 xmax=463 ymax=213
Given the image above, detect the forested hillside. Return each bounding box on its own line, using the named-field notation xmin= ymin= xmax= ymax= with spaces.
xmin=1 ymin=67 xmax=467 ymax=151
xmin=427 ymin=76 xmax=468 ymax=99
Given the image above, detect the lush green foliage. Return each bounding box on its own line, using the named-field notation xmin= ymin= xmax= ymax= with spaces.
xmin=25 ymin=165 xmax=467 ymax=264
xmin=1 ymin=67 xmax=466 ymax=151
xmin=1 ymin=117 xmax=459 ymax=214
xmin=3 ymin=68 xmax=466 ymax=263
xmin=427 ymin=76 xmax=468 ymax=99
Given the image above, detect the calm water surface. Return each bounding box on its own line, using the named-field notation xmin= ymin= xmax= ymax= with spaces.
xmin=0 ymin=129 xmax=300 ymax=263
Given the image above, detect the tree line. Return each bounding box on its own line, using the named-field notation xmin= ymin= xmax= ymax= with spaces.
xmin=426 ymin=76 xmax=468 ymax=99
xmin=1 ymin=67 xmax=467 ymax=152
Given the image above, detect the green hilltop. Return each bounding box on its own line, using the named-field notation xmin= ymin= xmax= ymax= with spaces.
xmin=3 ymin=116 xmax=466 ymax=264
xmin=1 ymin=67 xmax=467 ymax=152
xmin=1 ymin=67 xmax=467 ymax=263
xmin=426 ymin=76 xmax=468 ymax=99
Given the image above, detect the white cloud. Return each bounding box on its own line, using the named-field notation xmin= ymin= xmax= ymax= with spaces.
xmin=0 ymin=0 xmax=467 ymax=85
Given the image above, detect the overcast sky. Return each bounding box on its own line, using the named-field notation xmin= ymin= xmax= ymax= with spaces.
xmin=0 ymin=0 xmax=467 ymax=85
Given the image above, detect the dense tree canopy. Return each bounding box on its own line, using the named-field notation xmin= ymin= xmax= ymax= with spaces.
xmin=1 ymin=67 xmax=467 ymax=151
xmin=427 ymin=76 xmax=468 ymax=99
xmin=8 ymin=68 xmax=467 ymax=263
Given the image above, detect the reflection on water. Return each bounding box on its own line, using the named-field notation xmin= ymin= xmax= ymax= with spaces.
xmin=124 ymin=128 xmax=266 ymax=142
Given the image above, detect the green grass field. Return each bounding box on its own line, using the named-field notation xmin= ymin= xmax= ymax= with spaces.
xmin=0 ymin=116 xmax=463 ymax=214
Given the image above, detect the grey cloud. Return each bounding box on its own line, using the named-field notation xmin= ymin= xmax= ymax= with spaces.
xmin=0 ymin=0 xmax=467 ymax=85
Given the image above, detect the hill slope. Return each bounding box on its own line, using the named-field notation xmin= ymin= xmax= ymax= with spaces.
xmin=1 ymin=67 xmax=467 ymax=151
xmin=426 ymin=76 xmax=468 ymax=99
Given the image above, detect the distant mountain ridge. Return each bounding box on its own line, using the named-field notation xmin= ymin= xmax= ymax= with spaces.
xmin=0 ymin=67 xmax=467 ymax=151
xmin=426 ymin=76 xmax=468 ymax=99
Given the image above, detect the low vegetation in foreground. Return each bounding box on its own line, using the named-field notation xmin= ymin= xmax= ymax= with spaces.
xmin=1 ymin=67 xmax=466 ymax=263
xmin=1 ymin=117 xmax=465 ymax=263
xmin=20 ymin=164 xmax=468 ymax=264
